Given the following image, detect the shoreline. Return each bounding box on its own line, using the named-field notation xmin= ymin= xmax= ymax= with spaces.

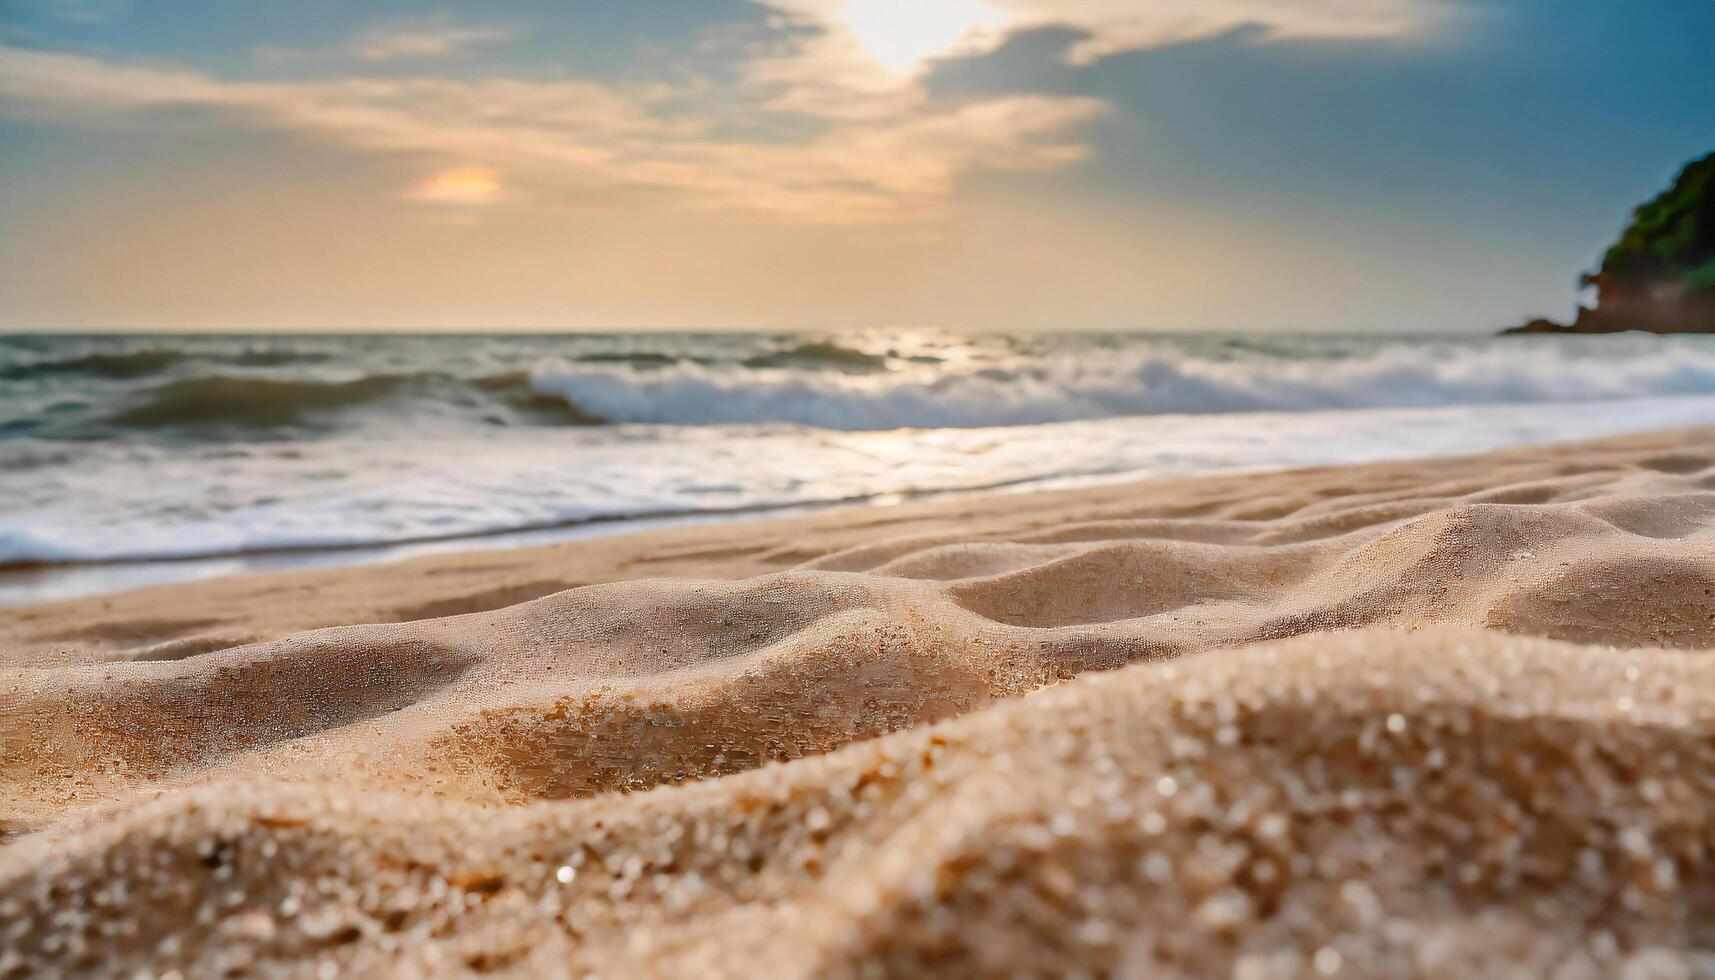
xmin=13 ymin=394 xmax=1715 ymax=608
xmin=4 ymin=424 xmax=1710 ymax=664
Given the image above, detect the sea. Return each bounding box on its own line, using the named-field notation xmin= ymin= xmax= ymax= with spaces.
xmin=6 ymin=329 xmax=1715 ymax=604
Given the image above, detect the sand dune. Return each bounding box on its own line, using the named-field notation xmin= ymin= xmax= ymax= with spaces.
xmin=5 ymin=427 xmax=1715 ymax=977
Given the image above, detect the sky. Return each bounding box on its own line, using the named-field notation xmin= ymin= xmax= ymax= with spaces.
xmin=0 ymin=0 xmax=1710 ymax=333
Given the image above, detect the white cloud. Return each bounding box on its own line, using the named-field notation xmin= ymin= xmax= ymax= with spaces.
xmin=742 ymin=0 xmax=1005 ymax=121
xmin=252 ymin=18 xmax=516 ymax=66
xmin=751 ymin=0 xmax=1447 ymax=82
xmin=0 ymin=3 xmax=1438 ymax=225
xmin=0 ymin=43 xmax=1104 ymax=224
xmin=3 ymin=2 xmax=1433 ymax=224
xmin=741 ymin=0 xmax=1445 ymax=129
xmin=350 ymin=21 xmax=515 ymax=62
xmin=996 ymin=0 xmax=1450 ymax=64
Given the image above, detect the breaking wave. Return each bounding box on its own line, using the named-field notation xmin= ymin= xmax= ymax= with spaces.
xmin=9 ymin=333 xmax=1715 ymax=440
xmin=529 ymin=341 xmax=1715 ymax=431
xmin=106 ymin=374 xmax=423 ymax=430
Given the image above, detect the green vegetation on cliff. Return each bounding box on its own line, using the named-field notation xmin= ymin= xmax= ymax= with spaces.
xmin=1595 ymin=151 xmax=1715 ymax=296
xmin=1506 ymin=151 xmax=1715 ymax=334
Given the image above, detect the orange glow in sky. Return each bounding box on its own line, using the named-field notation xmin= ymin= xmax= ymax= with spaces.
xmin=407 ymin=167 xmax=501 ymax=205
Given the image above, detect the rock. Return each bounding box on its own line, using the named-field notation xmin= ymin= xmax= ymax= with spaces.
xmin=1504 ymin=152 xmax=1715 ymax=335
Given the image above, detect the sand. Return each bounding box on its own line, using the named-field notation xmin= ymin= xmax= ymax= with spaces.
xmin=4 ymin=426 xmax=1715 ymax=977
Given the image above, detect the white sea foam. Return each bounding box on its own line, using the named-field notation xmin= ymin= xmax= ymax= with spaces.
xmin=8 ymin=394 xmax=1715 ymax=604
xmin=529 ymin=339 xmax=1715 ymax=430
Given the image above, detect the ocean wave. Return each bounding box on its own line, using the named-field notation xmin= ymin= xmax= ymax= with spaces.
xmin=561 ymin=340 xmax=890 ymax=372
xmin=0 ymin=347 xmax=186 ymax=380
xmin=0 ymin=345 xmax=331 ymax=381
xmin=531 ymin=341 xmax=1715 ymax=430
xmin=474 ymin=371 xmax=609 ymax=425
xmin=27 ymin=337 xmax=1715 ymax=439
xmin=573 ymin=351 xmax=685 ymax=368
xmin=107 ymin=374 xmax=422 ymax=430
xmin=740 ymin=340 xmax=891 ymax=372
xmin=230 ymin=348 xmax=335 ymax=368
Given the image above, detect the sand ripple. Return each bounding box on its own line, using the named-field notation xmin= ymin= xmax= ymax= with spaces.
xmin=4 ymin=429 xmax=1715 ymax=976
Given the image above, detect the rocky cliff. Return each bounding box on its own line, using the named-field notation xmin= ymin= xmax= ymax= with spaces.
xmin=1504 ymin=152 xmax=1715 ymax=334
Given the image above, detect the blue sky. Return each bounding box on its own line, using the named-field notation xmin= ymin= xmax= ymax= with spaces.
xmin=0 ymin=0 xmax=1710 ymax=331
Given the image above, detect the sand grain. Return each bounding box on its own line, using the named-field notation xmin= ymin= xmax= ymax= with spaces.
xmin=5 ymin=427 xmax=1715 ymax=977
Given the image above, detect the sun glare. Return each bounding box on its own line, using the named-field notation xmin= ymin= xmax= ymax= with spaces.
xmin=407 ymin=167 xmax=501 ymax=205
xmin=834 ymin=0 xmax=1007 ymax=74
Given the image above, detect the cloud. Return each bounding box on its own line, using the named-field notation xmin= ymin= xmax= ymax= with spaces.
xmin=44 ymin=0 xmax=130 ymax=25
xmin=0 ymin=1 xmax=1446 ymax=225
xmin=0 ymin=43 xmax=1104 ymax=224
xmin=741 ymin=0 xmax=1446 ymax=128
xmin=252 ymin=18 xmax=516 ymax=66
xmin=741 ymin=0 xmax=1005 ymax=121
xmin=349 ymin=21 xmax=515 ymax=62
xmin=996 ymin=0 xmax=1451 ymax=64
xmin=750 ymin=0 xmax=1448 ymax=94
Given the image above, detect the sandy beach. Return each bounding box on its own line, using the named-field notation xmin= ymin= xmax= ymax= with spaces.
xmin=5 ymin=0 xmax=1712 ymax=974
xmin=5 ymin=425 xmax=1715 ymax=977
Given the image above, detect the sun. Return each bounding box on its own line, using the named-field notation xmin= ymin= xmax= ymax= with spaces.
xmin=406 ymin=167 xmax=501 ymax=205
xmin=833 ymin=0 xmax=1008 ymax=74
